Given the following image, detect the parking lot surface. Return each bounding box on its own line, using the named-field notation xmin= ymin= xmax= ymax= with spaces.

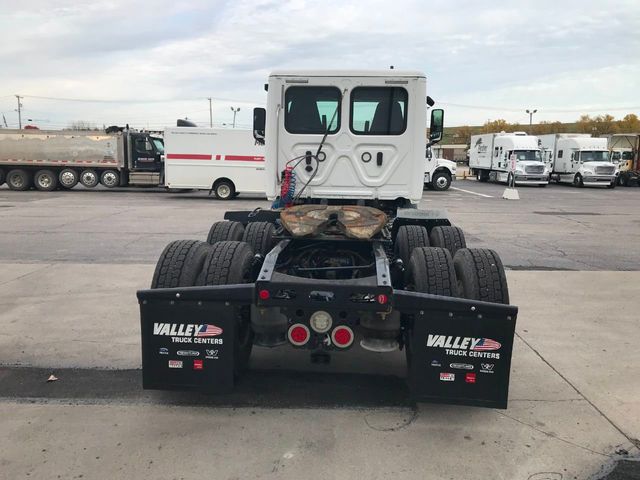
xmin=1 ymin=180 xmax=639 ymax=479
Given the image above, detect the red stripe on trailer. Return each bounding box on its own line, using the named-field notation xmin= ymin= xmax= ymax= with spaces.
xmin=224 ymin=155 xmax=265 ymax=162
xmin=215 ymin=155 xmax=221 ymax=160
xmin=166 ymin=154 xmax=213 ymax=160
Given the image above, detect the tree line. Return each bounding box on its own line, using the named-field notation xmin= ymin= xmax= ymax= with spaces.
xmin=443 ymin=113 xmax=640 ymax=145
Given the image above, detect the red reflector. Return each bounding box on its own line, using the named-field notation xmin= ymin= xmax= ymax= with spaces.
xmin=288 ymin=324 xmax=310 ymax=346
xmin=193 ymin=359 xmax=203 ymax=370
xmin=465 ymin=373 xmax=476 ymax=384
xmin=258 ymin=289 xmax=270 ymax=300
xmin=377 ymin=293 xmax=388 ymax=305
xmin=331 ymin=326 xmax=354 ymax=348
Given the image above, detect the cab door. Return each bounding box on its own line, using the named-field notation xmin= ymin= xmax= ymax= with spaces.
xmin=130 ymin=134 xmax=161 ymax=172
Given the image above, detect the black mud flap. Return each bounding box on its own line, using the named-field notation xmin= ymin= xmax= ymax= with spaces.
xmin=138 ymin=284 xmax=253 ymax=393
xmin=395 ymin=291 xmax=517 ymax=409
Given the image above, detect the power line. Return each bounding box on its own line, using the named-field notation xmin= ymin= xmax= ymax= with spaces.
xmin=17 ymin=94 xmax=265 ymax=106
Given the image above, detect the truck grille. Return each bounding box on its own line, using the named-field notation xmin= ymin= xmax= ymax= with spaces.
xmin=525 ymin=165 xmax=545 ymax=174
xmin=595 ymin=165 xmax=615 ymax=175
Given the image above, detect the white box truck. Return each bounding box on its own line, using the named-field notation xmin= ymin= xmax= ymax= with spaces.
xmin=424 ymin=146 xmax=456 ymax=191
xmin=469 ymin=132 xmax=549 ymax=186
xmin=539 ymin=134 xmax=616 ymax=188
xmin=163 ymin=127 xmax=266 ymax=199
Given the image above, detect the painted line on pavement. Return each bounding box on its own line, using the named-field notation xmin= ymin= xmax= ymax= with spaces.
xmin=450 ymin=186 xmax=493 ymax=198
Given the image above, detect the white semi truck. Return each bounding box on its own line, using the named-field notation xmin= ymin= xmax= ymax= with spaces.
xmin=163 ymin=127 xmax=266 ymax=198
xmin=138 ymin=70 xmax=518 ymax=410
xmin=469 ymin=132 xmax=549 ymax=186
xmin=539 ymin=134 xmax=617 ymax=188
xmin=424 ymin=146 xmax=456 ymax=191
xmin=0 ymin=128 xmax=164 ymax=191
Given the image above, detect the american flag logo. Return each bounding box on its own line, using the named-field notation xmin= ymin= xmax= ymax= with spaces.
xmin=471 ymin=338 xmax=501 ymax=351
xmin=196 ymin=324 xmax=223 ymax=337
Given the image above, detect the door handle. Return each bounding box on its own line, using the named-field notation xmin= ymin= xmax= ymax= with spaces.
xmin=305 ymin=150 xmax=313 ymax=172
xmin=376 ymin=152 xmax=383 ymax=166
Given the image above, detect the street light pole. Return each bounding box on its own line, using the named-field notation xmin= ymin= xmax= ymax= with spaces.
xmin=230 ymin=106 xmax=240 ymax=128
xmin=207 ymin=98 xmax=213 ymax=127
xmin=526 ymin=108 xmax=537 ymax=130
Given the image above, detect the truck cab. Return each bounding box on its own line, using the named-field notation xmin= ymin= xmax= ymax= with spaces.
xmin=259 ymin=70 xmax=429 ymax=205
xmin=125 ymin=132 xmax=164 ymax=186
xmin=425 ymin=146 xmax=456 ymax=191
xmin=541 ymin=134 xmax=616 ymax=187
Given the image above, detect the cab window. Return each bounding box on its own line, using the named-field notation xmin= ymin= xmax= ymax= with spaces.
xmin=350 ymin=87 xmax=408 ymax=135
xmin=284 ymin=87 xmax=341 ymax=134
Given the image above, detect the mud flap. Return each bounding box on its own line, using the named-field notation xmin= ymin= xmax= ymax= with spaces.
xmin=395 ymin=291 xmax=517 ymax=409
xmin=138 ymin=284 xmax=253 ymax=393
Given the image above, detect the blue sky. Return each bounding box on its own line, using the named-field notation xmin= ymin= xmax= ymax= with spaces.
xmin=0 ymin=0 xmax=638 ymax=130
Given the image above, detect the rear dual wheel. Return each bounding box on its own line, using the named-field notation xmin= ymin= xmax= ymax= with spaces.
xmin=6 ymin=169 xmax=32 ymax=191
xmin=34 ymin=170 xmax=58 ymax=191
xmin=207 ymin=221 xmax=245 ymax=244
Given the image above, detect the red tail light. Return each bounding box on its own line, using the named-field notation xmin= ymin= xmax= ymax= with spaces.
xmin=331 ymin=326 xmax=354 ymax=348
xmin=288 ymin=324 xmax=310 ymax=346
xmin=258 ymin=289 xmax=270 ymax=300
xmin=377 ymin=293 xmax=388 ymax=305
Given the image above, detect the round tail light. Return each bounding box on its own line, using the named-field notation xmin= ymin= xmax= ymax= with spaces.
xmin=331 ymin=326 xmax=354 ymax=348
xmin=377 ymin=293 xmax=388 ymax=305
xmin=258 ymin=289 xmax=270 ymax=300
xmin=288 ymin=324 xmax=310 ymax=346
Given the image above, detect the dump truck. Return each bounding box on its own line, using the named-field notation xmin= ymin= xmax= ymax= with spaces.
xmin=469 ymin=132 xmax=549 ymax=186
xmin=137 ymin=70 xmax=518 ymax=409
xmin=606 ymin=133 xmax=640 ymax=187
xmin=0 ymin=128 xmax=164 ymax=191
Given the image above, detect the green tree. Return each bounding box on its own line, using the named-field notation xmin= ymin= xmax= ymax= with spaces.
xmin=617 ymin=113 xmax=640 ymax=133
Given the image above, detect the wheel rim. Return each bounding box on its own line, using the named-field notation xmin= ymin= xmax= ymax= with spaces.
xmin=61 ymin=171 xmax=76 ymax=186
xmin=11 ymin=175 xmax=24 ymax=188
xmin=217 ymin=184 xmax=231 ymax=198
xmin=102 ymin=172 xmax=117 ymax=187
xmin=82 ymin=172 xmax=96 ymax=185
xmin=436 ymin=176 xmax=448 ymax=188
xmin=38 ymin=175 xmax=52 ymax=188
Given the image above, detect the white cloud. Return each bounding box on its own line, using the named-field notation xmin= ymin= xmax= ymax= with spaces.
xmin=0 ymin=0 xmax=638 ymax=129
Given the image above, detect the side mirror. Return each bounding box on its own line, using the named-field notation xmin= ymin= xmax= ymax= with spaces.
xmin=253 ymin=107 xmax=266 ymax=145
xmin=429 ymin=109 xmax=444 ymax=145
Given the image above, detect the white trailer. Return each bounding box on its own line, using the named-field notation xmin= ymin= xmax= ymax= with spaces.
xmin=469 ymin=132 xmax=549 ymax=186
xmin=163 ymin=128 xmax=266 ymax=199
xmin=539 ymin=134 xmax=616 ymax=188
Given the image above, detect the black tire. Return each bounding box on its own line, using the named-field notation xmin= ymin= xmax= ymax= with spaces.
xmin=100 ymin=170 xmax=120 ymax=188
xmin=197 ymin=241 xmax=255 ymax=372
xmin=242 ymin=221 xmax=276 ymax=256
xmin=477 ymin=170 xmax=489 ymax=182
xmin=429 ymin=226 xmax=467 ymax=256
xmin=206 ymin=221 xmax=245 ymax=244
xmin=0 ymin=168 xmax=5 ymax=186
xmin=431 ymin=171 xmax=451 ymax=191
xmin=607 ymin=180 xmax=616 ymax=189
xmin=59 ymin=168 xmax=79 ymax=189
xmin=573 ymin=173 xmax=584 ymax=188
xmin=453 ymin=248 xmax=509 ymax=304
xmin=6 ymin=169 xmax=32 ymax=191
xmin=34 ymin=170 xmax=58 ymax=191
xmin=394 ymin=225 xmax=430 ymax=265
xmin=151 ymin=240 xmax=211 ymax=289
xmin=214 ymin=179 xmax=235 ymax=200
xmin=407 ymin=247 xmax=459 ymax=296
xmin=80 ymin=169 xmax=99 ymax=188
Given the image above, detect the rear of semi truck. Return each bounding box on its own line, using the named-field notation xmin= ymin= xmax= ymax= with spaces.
xmin=138 ymin=70 xmax=519 ymax=409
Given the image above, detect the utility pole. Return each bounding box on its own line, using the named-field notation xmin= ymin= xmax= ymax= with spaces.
xmin=207 ymin=98 xmax=213 ymax=127
xmin=15 ymin=95 xmax=23 ymax=129
xmin=230 ymin=106 xmax=240 ymax=128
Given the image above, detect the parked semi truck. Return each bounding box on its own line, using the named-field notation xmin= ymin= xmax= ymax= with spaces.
xmin=138 ymin=70 xmax=518 ymax=409
xmin=164 ymin=127 xmax=266 ymax=198
xmin=539 ymin=134 xmax=616 ymax=188
xmin=606 ymin=133 xmax=640 ymax=187
xmin=424 ymin=146 xmax=456 ymax=191
xmin=0 ymin=128 xmax=164 ymax=191
xmin=469 ymin=132 xmax=549 ymax=186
